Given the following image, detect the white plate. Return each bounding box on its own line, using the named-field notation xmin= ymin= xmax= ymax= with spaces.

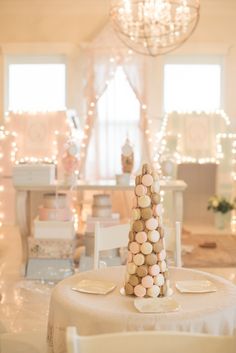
xmin=134 ymin=297 xmax=180 ymax=313
xmin=175 ymin=280 xmax=217 ymax=294
xmin=72 ymin=279 xmax=116 ymax=295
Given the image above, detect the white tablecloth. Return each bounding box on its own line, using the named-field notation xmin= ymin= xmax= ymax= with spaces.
xmin=47 ymin=266 xmax=236 ymax=353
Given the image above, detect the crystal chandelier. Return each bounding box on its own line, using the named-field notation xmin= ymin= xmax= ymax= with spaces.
xmin=110 ymin=0 xmax=200 ymax=56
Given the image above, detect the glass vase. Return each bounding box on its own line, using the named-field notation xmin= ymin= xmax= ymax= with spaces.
xmin=214 ymin=212 xmax=231 ymax=230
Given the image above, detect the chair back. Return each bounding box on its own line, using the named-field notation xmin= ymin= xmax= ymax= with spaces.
xmin=66 ymin=327 xmax=236 ymax=353
xmin=164 ymin=221 xmax=182 ymax=267
xmin=94 ymin=222 xmax=129 ymax=269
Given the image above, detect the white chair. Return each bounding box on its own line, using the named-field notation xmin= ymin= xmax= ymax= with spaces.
xmin=0 ymin=329 xmax=47 ymax=353
xmin=165 ymin=221 xmax=182 ymax=267
xmin=94 ymin=222 xmax=129 ymax=270
xmin=66 ymin=327 xmax=236 ymax=353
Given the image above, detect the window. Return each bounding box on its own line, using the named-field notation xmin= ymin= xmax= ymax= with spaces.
xmin=164 ymin=57 xmax=223 ymax=112
xmin=85 ymin=66 xmax=141 ymax=180
xmin=5 ymin=55 xmax=66 ymax=112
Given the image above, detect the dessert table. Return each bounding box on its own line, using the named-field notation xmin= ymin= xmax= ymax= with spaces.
xmin=14 ymin=179 xmax=187 ymax=274
xmin=47 ymin=266 xmax=236 ymax=353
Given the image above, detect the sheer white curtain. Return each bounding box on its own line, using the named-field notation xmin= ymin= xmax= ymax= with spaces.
xmin=85 ymin=66 xmax=141 ymax=180
xmin=79 ymin=24 xmax=150 ymax=179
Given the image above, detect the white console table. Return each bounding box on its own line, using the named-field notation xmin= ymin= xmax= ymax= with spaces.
xmin=14 ymin=179 xmax=187 ymax=274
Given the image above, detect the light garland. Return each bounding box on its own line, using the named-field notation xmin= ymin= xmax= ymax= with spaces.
xmin=150 ymin=110 xmax=232 ymax=166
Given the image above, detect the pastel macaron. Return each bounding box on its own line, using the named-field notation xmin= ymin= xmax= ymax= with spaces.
xmin=135 ymin=184 xmax=147 ymax=197
xmin=141 ymin=207 xmax=153 ymax=220
xmin=133 ymin=220 xmax=145 ymax=232
xmin=134 ymin=284 xmax=146 ymax=297
xmin=148 ymin=230 xmax=160 ymax=242
xmin=138 ymin=195 xmax=151 ymax=208
xmin=145 ymin=217 xmax=158 ymax=230
xmin=153 ymin=204 xmax=163 ymax=216
xmin=159 ymin=260 xmax=167 ymax=272
xmin=142 ymin=174 xmax=153 ymax=187
xmin=147 ymin=285 xmax=160 ymax=298
xmin=129 ymin=241 xmax=140 ymax=254
xmin=158 ymin=249 xmax=166 ymax=261
xmin=133 ymin=253 xmax=145 ymax=266
xmin=141 ymin=275 xmax=154 ymax=288
xmin=140 ymin=242 xmax=153 ymax=255
xmin=148 ymin=264 xmax=160 ymax=276
xmin=127 ymin=262 xmax=137 ymax=275
xmin=137 ymin=265 xmax=148 ymax=277
xmin=146 ymin=253 xmax=158 ymax=265
xmin=127 ymin=251 xmax=133 ymax=263
xmin=154 ymin=273 xmax=165 ymax=286
xmin=151 ymin=193 xmax=160 ymax=204
xmin=135 ymin=231 xmax=147 ymax=244
xmin=125 ymin=283 xmax=134 ymax=295
xmin=131 ymin=208 xmax=141 ymax=221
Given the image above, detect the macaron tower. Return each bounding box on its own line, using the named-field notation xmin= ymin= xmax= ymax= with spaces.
xmin=124 ymin=163 xmax=172 ymax=298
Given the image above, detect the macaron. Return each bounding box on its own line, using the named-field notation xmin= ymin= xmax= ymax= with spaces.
xmin=133 ymin=253 xmax=145 ymax=266
xmin=131 ymin=208 xmax=141 ymax=221
xmin=141 ymin=207 xmax=153 ymax=220
xmin=127 ymin=251 xmax=133 ymax=263
xmin=154 ymin=273 xmax=165 ymax=286
xmin=158 ymin=249 xmax=166 ymax=261
xmin=145 ymin=217 xmax=158 ymax=231
xmin=151 ymin=181 xmax=160 ymax=193
xmin=129 ymin=275 xmax=140 ymax=287
xmin=129 ymin=231 xmax=135 ymax=242
xmin=129 ymin=241 xmax=140 ymax=254
xmin=146 ymin=253 xmax=158 ymax=266
xmin=134 ymin=284 xmax=146 ymax=297
xmin=125 ymin=272 xmax=130 ymax=283
xmin=153 ymin=204 xmax=163 ymax=216
xmin=159 ymin=260 xmax=167 ymax=272
xmin=158 ymin=227 xmax=165 ymax=238
xmin=136 ymin=265 xmax=148 ymax=277
xmin=135 ymin=231 xmax=147 ymax=244
xmin=127 ymin=262 xmax=137 ymax=275
xmin=148 ymin=264 xmax=160 ymax=276
xmin=142 ymin=174 xmax=153 ymax=187
xmin=140 ymin=242 xmax=153 ymax=255
xmin=138 ymin=195 xmax=151 ymax=208
xmin=142 ymin=163 xmax=152 ymax=174
xmin=135 ymin=175 xmax=142 ymax=185
xmin=148 ymin=230 xmax=160 ymax=243
xmin=133 ymin=220 xmax=145 ymax=232
xmin=141 ymin=275 xmax=154 ymax=288
xmin=135 ymin=184 xmax=147 ymax=197
xmin=153 ymin=240 xmax=164 ymax=253
xmin=151 ymin=193 xmax=161 ymax=204
xmin=164 ymin=271 xmax=170 ymax=279
xmin=147 ymin=285 xmax=160 ymax=298
xmin=125 ymin=283 xmax=134 ymax=295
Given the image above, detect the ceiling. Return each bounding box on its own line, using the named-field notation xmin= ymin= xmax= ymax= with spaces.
xmin=0 ymin=0 xmax=235 ymax=44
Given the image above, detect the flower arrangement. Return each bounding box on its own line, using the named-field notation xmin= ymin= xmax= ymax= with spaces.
xmin=207 ymin=195 xmax=234 ymax=214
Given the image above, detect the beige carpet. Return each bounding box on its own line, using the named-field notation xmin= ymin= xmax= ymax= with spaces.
xmin=182 ymin=233 xmax=236 ymax=268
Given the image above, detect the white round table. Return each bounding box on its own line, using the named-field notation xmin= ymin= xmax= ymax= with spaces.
xmin=47 ymin=266 xmax=236 ymax=353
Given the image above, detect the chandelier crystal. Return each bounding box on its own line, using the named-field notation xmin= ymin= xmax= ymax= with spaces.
xmin=110 ymin=0 xmax=200 ymax=56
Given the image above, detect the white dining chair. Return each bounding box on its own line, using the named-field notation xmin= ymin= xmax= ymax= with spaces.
xmin=0 ymin=329 xmax=47 ymax=353
xmin=66 ymin=327 xmax=236 ymax=353
xmin=94 ymin=222 xmax=129 ymax=270
xmin=164 ymin=221 xmax=182 ymax=267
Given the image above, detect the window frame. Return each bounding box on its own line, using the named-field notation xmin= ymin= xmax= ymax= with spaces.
xmin=163 ymin=55 xmax=225 ymax=113
xmin=4 ymin=54 xmax=67 ymax=114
